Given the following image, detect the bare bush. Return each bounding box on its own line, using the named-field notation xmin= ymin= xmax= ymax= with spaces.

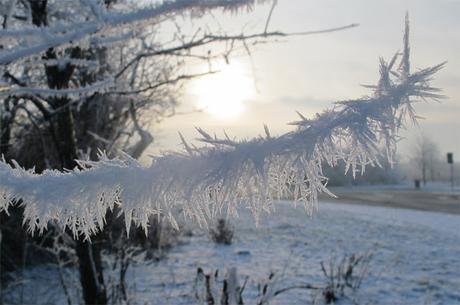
xmin=193 ymin=251 xmax=374 ymax=305
xmin=319 ymin=251 xmax=374 ymax=304
xmin=194 ymin=267 xmax=247 ymax=305
xmin=210 ymin=218 xmax=234 ymax=245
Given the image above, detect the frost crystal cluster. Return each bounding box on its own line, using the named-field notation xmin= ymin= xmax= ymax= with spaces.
xmin=0 ymin=15 xmax=444 ymax=239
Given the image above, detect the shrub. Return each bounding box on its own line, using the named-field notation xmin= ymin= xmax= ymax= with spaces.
xmin=210 ymin=218 xmax=234 ymax=245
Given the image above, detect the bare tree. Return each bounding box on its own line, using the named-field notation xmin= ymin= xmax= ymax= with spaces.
xmin=412 ymin=134 xmax=439 ymax=185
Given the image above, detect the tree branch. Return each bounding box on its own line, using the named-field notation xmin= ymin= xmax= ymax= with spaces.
xmin=114 ymin=24 xmax=358 ymax=79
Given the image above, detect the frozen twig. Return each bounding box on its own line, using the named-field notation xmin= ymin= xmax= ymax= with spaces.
xmin=0 ymin=19 xmax=445 ymax=239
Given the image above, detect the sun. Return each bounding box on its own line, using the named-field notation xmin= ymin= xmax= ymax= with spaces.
xmin=189 ymin=61 xmax=256 ymax=119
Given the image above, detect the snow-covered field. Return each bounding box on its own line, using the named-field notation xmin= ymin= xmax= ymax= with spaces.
xmin=4 ymin=201 xmax=460 ymax=305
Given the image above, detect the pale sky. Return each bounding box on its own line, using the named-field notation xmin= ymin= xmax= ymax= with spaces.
xmin=148 ymin=0 xmax=460 ymax=162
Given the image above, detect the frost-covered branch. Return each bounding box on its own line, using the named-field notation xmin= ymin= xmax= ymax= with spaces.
xmin=113 ymin=23 xmax=358 ymax=79
xmin=0 ymin=78 xmax=115 ymax=98
xmin=1 ymin=0 xmax=356 ymax=100
xmin=0 ymin=0 xmax=271 ymax=65
xmin=0 ymin=17 xmax=445 ymax=239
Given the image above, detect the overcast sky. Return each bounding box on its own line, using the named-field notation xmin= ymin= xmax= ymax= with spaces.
xmin=148 ymin=0 xmax=460 ymax=162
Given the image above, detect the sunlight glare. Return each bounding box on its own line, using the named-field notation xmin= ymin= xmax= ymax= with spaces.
xmin=189 ymin=61 xmax=255 ymax=119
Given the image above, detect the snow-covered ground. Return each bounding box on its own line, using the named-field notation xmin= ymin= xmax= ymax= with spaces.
xmin=3 ymin=201 xmax=460 ymax=305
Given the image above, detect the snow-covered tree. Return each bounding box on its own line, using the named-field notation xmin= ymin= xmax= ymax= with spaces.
xmin=0 ymin=0 xmax=355 ymax=166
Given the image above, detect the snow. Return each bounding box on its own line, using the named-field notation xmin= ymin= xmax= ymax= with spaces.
xmin=414 ymin=181 xmax=460 ymax=194
xmin=4 ymin=201 xmax=459 ymax=305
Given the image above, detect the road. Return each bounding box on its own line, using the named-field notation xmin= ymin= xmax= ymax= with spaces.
xmin=319 ymin=187 xmax=460 ymax=215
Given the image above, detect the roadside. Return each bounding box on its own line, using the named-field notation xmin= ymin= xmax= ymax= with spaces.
xmin=319 ymin=186 xmax=460 ymax=215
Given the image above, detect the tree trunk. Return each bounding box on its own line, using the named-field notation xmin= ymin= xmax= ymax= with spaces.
xmin=422 ymin=163 xmax=427 ymax=186
xmin=27 ymin=2 xmax=108 ymax=303
xmin=76 ymin=241 xmax=108 ymax=305
xmin=52 ymin=99 xmax=108 ymax=305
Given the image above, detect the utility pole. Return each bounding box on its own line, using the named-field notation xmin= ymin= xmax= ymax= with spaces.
xmin=447 ymin=153 xmax=454 ymax=191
